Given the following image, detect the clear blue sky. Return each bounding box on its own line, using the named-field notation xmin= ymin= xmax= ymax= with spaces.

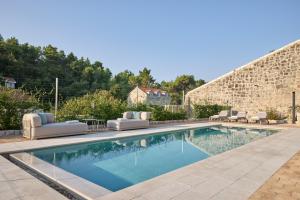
xmin=1 ymin=0 xmax=299 ymax=82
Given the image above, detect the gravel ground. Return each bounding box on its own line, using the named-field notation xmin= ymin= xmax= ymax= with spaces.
xmin=249 ymin=151 xmax=300 ymax=200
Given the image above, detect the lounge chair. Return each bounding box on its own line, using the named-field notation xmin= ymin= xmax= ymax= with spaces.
xmin=23 ymin=113 xmax=88 ymax=139
xmin=209 ymin=110 xmax=229 ymax=121
xmin=107 ymin=111 xmax=151 ymax=131
xmin=228 ymin=111 xmax=248 ymax=122
xmin=249 ymin=112 xmax=268 ymax=124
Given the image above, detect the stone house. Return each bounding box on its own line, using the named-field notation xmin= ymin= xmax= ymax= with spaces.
xmin=127 ymin=86 xmax=171 ymax=106
xmin=185 ymin=39 xmax=300 ymax=116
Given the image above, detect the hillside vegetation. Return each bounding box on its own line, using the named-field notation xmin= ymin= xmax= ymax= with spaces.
xmin=0 ymin=34 xmax=205 ymax=105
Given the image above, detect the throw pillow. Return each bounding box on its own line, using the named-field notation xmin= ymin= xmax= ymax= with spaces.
xmin=123 ymin=112 xmax=133 ymax=119
xmin=132 ymin=112 xmax=141 ymax=119
xmin=38 ymin=113 xmax=48 ymax=125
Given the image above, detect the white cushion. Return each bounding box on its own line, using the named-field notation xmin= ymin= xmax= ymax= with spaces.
xmin=65 ymin=120 xmax=80 ymax=124
xmin=123 ymin=112 xmax=133 ymax=119
xmin=141 ymin=112 xmax=151 ymax=120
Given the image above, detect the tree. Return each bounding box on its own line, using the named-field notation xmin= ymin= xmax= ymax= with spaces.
xmin=0 ymin=34 xmax=207 ymax=107
xmin=173 ymin=75 xmax=196 ymax=92
xmin=110 ymin=70 xmax=135 ymax=100
xmin=161 ymin=75 xmax=206 ymax=104
xmin=136 ymin=67 xmax=156 ymax=87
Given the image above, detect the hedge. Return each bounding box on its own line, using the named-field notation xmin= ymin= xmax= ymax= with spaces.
xmin=0 ymin=87 xmax=39 ymax=130
xmin=193 ymin=104 xmax=230 ymax=119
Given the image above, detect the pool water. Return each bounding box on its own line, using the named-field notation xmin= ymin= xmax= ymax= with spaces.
xmin=30 ymin=126 xmax=277 ymax=191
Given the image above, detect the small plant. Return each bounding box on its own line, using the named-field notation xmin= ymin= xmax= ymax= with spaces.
xmin=266 ymin=108 xmax=285 ymax=120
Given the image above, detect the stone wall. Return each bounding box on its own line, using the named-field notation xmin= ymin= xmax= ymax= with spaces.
xmin=186 ymin=40 xmax=300 ymax=116
xmin=127 ymin=87 xmax=148 ymax=106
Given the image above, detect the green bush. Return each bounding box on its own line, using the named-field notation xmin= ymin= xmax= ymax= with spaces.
xmin=0 ymin=87 xmax=40 ymax=130
xmin=127 ymin=104 xmax=187 ymax=121
xmin=148 ymin=105 xmax=187 ymax=121
xmin=127 ymin=103 xmax=152 ymax=112
xmin=193 ymin=104 xmax=230 ymax=119
xmin=267 ymin=108 xmax=285 ymax=120
xmin=57 ymin=90 xmax=126 ymax=121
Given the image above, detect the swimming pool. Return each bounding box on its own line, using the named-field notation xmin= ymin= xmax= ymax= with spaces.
xmin=28 ymin=126 xmax=277 ymax=192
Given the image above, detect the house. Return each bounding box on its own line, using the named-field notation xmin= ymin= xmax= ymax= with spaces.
xmin=2 ymin=77 xmax=16 ymax=89
xmin=128 ymin=86 xmax=171 ymax=106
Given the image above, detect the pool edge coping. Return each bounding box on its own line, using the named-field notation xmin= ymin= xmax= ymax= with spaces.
xmin=10 ymin=152 xmax=112 ymax=200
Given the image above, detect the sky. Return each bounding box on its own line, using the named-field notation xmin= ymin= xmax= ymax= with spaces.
xmin=1 ymin=0 xmax=300 ymax=82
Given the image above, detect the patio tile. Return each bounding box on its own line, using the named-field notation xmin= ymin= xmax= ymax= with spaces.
xmin=176 ymin=173 xmax=210 ymax=186
xmin=0 ymin=163 xmax=32 ymax=181
xmin=172 ymin=189 xmax=206 ymax=200
xmin=0 ymin=188 xmax=19 ymax=200
xmin=94 ymin=191 xmax=135 ymax=200
xmin=124 ymin=176 xmax=170 ymax=196
xmin=142 ymin=182 xmax=191 ymax=200
xmin=9 ymin=178 xmax=66 ymax=199
xmin=191 ymin=176 xmax=234 ymax=199
xmin=209 ymin=189 xmax=249 ymax=200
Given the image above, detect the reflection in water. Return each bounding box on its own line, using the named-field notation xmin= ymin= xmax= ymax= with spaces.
xmin=186 ymin=126 xmax=275 ymax=155
xmin=30 ymin=126 xmax=276 ymax=191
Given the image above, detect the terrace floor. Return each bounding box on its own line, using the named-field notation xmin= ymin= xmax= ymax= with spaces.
xmin=0 ymin=122 xmax=300 ymax=200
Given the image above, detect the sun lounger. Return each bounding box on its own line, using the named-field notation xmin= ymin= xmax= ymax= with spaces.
xmin=228 ymin=111 xmax=248 ymax=122
xmin=249 ymin=112 xmax=268 ymax=124
xmin=209 ymin=110 xmax=229 ymax=121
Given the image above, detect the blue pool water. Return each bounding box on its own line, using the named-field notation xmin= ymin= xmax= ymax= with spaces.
xmin=30 ymin=126 xmax=276 ymax=191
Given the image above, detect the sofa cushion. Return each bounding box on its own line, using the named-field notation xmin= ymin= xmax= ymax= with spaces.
xmin=38 ymin=113 xmax=48 ymax=125
xmin=44 ymin=113 xmax=54 ymax=123
xmin=123 ymin=112 xmax=133 ymax=119
xmin=65 ymin=120 xmax=80 ymax=123
xmin=141 ymin=112 xmax=151 ymax=120
xmin=117 ymin=118 xmax=129 ymax=121
xmin=30 ymin=114 xmax=42 ymax=128
xmin=132 ymin=112 xmax=141 ymax=119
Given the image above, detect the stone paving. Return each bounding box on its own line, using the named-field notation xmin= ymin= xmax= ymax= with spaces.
xmin=249 ymin=151 xmax=300 ymax=200
xmin=0 ymin=123 xmax=298 ymax=200
xmin=0 ymin=155 xmax=67 ymax=200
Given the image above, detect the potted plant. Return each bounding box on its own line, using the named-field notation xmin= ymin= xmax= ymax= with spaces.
xmin=267 ymin=108 xmax=286 ymax=124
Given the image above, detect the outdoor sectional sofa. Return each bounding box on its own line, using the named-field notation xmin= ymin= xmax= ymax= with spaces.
xmin=107 ymin=111 xmax=151 ymax=131
xmin=22 ymin=113 xmax=88 ymax=140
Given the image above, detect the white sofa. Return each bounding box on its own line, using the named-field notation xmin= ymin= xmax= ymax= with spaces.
xmin=107 ymin=112 xmax=150 ymax=131
xmin=22 ymin=113 xmax=88 ymax=140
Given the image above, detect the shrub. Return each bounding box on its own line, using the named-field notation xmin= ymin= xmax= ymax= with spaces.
xmin=0 ymin=87 xmax=40 ymax=130
xmin=193 ymin=104 xmax=230 ymax=119
xmin=57 ymin=90 xmax=126 ymax=121
xmin=127 ymin=104 xmax=187 ymax=121
xmin=267 ymin=108 xmax=285 ymax=120
xmin=127 ymin=103 xmax=152 ymax=112
xmin=148 ymin=105 xmax=187 ymax=121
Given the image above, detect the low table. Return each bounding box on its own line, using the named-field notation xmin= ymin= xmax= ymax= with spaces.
xmin=82 ymin=119 xmax=106 ymax=131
